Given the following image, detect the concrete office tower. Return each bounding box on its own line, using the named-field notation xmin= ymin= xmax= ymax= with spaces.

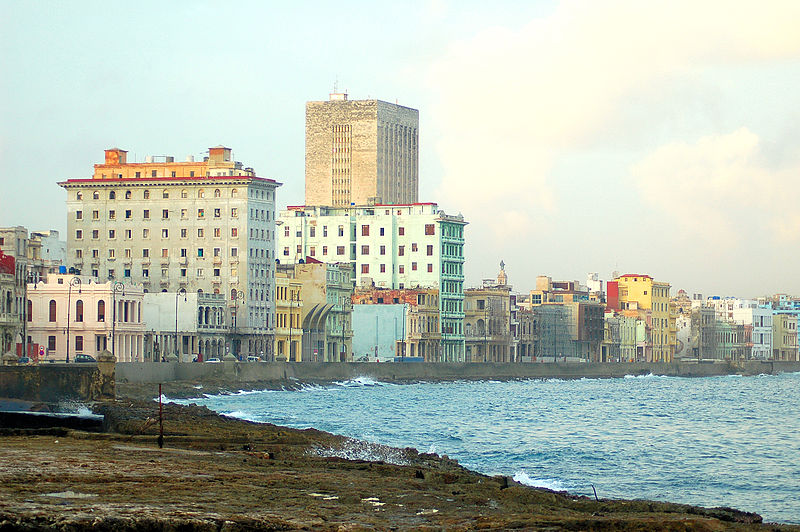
xmin=305 ymin=93 xmax=419 ymax=207
xmin=59 ymin=147 xmax=281 ymax=358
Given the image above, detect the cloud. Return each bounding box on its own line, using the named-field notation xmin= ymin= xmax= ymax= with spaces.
xmin=425 ymin=1 xmax=800 ymax=261
xmin=633 ymin=127 xmax=800 ymax=246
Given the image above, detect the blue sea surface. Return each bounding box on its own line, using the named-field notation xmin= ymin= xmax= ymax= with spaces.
xmin=168 ymin=371 xmax=800 ymax=523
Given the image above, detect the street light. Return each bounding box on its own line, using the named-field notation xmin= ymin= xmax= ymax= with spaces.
xmin=111 ymin=281 xmax=124 ymax=361
xmin=231 ymin=289 xmax=245 ymax=359
xmin=175 ymin=287 xmax=187 ymax=361
xmin=65 ymin=277 xmax=81 ymax=363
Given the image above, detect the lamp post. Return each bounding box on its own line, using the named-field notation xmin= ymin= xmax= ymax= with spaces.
xmin=231 ymin=289 xmax=245 ymax=359
xmin=111 ymin=281 xmax=124 ymax=360
xmin=288 ymin=291 xmax=295 ymax=362
xmin=65 ymin=277 xmax=81 ymax=363
xmin=175 ymin=287 xmax=187 ymax=361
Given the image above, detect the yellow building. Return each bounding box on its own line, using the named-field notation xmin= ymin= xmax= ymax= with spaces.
xmin=612 ymin=274 xmax=674 ymax=362
xmin=274 ymin=273 xmax=302 ymax=361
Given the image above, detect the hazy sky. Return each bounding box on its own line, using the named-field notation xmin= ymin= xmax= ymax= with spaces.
xmin=2 ymin=1 xmax=799 ymax=297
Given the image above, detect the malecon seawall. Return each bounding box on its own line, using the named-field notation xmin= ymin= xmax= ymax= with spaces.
xmin=115 ymin=360 xmax=800 ymax=385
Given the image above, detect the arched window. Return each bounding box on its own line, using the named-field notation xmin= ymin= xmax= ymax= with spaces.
xmin=231 ymin=288 xmax=237 ymax=300
xmin=198 ymin=307 xmax=203 ymax=325
xmin=143 ymin=190 xmax=150 ymax=199
xmin=75 ymin=300 xmax=84 ymax=322
xmin=231 ymin=188 xmax=238 ymax=197
xmin=92 ymin=191 xmax=99 ymax=200
xmin=76 ymin=191 xmax=83 ymax=200
xmin=181 ymin=189 xmax=188 ymax=198
xmin=109 ymin=191 xmax=116 ymax=199
xmin=125 ymin=190 xmax=131 ymax=199
xmin=27 ymin=300 xmax=32 ymax=321
xmin=97 ymin=300 xmax=105 ymax=322
xmin=214 ymin=189 xmax=221 ymax=198
xmin=162 ymin=189 xmax=169 ymax=199
xmin=198 ymin=189 xmax=205 ymax=198
xmin=49 ymin=300 xmax=57 ymax=322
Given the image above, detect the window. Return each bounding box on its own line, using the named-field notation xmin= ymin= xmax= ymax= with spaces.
xmin=124 ymin=229 xmax=132 ymax=239
xmin=181 ymin=228 xmax=187 ymax=238
xmin=380 ymin=227 xmax=385 ymax=236
xmin=181 ymin=209 xmax=187 ymax=219
xmin=162 ymin=189 xmax=169 ymax=198
xmin=108 ymin=269 xmax=115 ymax=279
xmin=214 ymin=228 xmax=221 ymax=237
xmin=310 ymin=247 xmax=316 ymax=257
xmin=427 ymin=245 xmax=433 ymax=256
xmin=231 ymin=247 xmax=238 ymax=257
xmin=76 ymin=210 xmax=83 ymax=220
xmin=310 ymin=226 xmax=315 ymax=237
xmin=197 ymin=228 xmax=204 ymax=237
xmin=161 ymin=268 xmax=169 ymax=277
xmin=427 ymin=264 xmax=433 ymax=273
xmin=181 ymin=268 xmax=187 ymax=277
xmin=97 ymin=300 xmax=105 ymax=321
xmin=197 ymin=248 xmax=204 ymax=257
xmin=109 ymin=210 xmax=116 ymax=219
xmin=214 ymin=268 xmax=220 ymax=277
xmin=399 ymin=227 xmax=405 ymax=236
xmin=398 ymin=246 xmax=405 ymax=256
xmin=338 ymin=226 xmax=344 ymax=237
xmin=197 ymin=268 xmax=204 ymax=277
xmin=180 ymin=248 xmax=187 ymax=257
xmin=48 ymin=336 xmax=56 ymax=351
xmin=399 ymin=265 xmax=405 ymax=274
xmin=143 ymin=190 xmax=150 ymax=199
xmin=231 ymin=228 xmax=238 ymax=237
xmin=361 ymin=264 xmax=369 ymax=274
xmin=337 ymin=246 xmax=345 ymax=255
xmin=198 ymin=189 xmax=205 ymax=198
xmin=190 ymin=171 xmax=194 ymax=177
xmin=283 ymin=247 xmax=289 ymax=256
xmin=125 ymin=190 xmax=131 ymax=199
xmin=231 ymin=188 xmax=238 ymax=197
xmin=322 ymin=245 xmax=327 ymax=255
xmin=323 ymin=226 xmax=327 ymax=237
xmin=198 ymin=209 xmax=204 ymax=218
xmin=380 ymin=264 xmax=386 ymax=273
xmin=75 ymin=249 xmax=82 ymax=258
xmin=108 ymin=249 xmax=115 ymax=258
xmin=361 ymin=225 xmax=369 ymax=236
xmin=161 ymin=248 xmax=168 ymax=258
xmin=92 ymin=191 xmax=99 ymax=200
xmin=125 ymin=209 xmax=132 ymax=219
xmin=108 ymin=230 xmax=115 ymax=239
xmin=92 ymin=230 xmax=99 ymax=239
xmin=213 ymin=247 xmax=221 ymax=257
xmin=143 ymin=209 xmax=150 ymax=219
xmin=284 ymin=226 xmax=290 ymax=237
xmin=142 ymin=248 xmax=150 ymax=258
xmin=124 ymin=249 xmax=131 ymax=258
xmin=361 ymin=245 xmax=369 ymax=255
xmin=92 ymin=210 xmax=99 ymax=220
xmin=142 ymin=268 xmax=149 ymax=277
xmin=161 ymin=229 xmax=169 ymax=238
xmin=151 ymin=170 xmax=157 ymax=177
xmin=162 ymin=209 xmax=169 ymax=219
xmin=214 ymin=189 xmax=221 ymax=198
xmin=231 ymin=208 xmax=238 ymax=217
xmin=412 ymin=262 xmax=417 ymax=271
xmin=425 ymin=224 xmax=435 ymax=235
xmin=124 ymin=268 xmax=131 ymax=277
xmin=76 ymin=230 xmax=83 ymax=239
xmin=48 ymin=300 xmax=57 ymax=322
xmin=92 ymin=249 xmax=99 ymax=258
xmin=412 ymin=243 xmax=418 ymax=252
xmin=76 ymin=192 xmax=83 ymax=200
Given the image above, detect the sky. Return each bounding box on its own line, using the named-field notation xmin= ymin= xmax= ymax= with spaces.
xmin=1 ymin=1 xmax=799 ymax=298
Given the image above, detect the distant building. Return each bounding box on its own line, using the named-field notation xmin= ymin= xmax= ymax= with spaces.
xmin=305 ymin=93 xmax=419 ymax=207
xmin=58 ymin=147 xmax=281 ymax=358
xmin=772 ymin=313 xmax=799 ymax=361
xmin=274 ymin=272 xmax=303 ymax=362
xmin=277 ymin=202 xmax=466 ymax=361
xmin=607 ymin=274 xmax=674 ymax=362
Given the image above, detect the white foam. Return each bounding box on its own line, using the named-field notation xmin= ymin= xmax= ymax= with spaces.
xmin=334 ymin=376 xmax=382 ymax=387
xmin=310 ymin=438 xmax=409 ymax=466
xmin=221 ymin=410 xmax=261 ymax=423
xmin=513 ymin=470 xmax=569 ymax=492
xmin=427 ymin=444 xmax=438 ymax=455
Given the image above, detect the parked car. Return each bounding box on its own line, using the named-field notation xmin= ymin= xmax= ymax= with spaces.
xmin=75 ymin=354 xmax=96 ymax=363
xmin=246 ymin=356 xmax=261 ymax=362
xmin=204 ymin=357 xmax=221 ymax=363
xmin=18 ymin=356 xmax=31 ymax=365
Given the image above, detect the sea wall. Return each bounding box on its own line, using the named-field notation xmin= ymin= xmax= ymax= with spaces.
xmin=115 ymin=360 xmax=800 ymax=384
xmin=0 ymin=361 xmax=115 ymax=403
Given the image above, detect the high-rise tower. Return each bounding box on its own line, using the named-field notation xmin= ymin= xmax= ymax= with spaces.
xmin=305 ymin=92 xmax=419 ymax=207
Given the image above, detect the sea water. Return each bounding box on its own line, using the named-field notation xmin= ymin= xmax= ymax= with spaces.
xmin=168 ymin=371 xmax=800 ymax=523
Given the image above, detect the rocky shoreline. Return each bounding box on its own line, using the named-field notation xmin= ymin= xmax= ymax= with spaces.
xmin=1 ymin=389 xmax=797 ymax=530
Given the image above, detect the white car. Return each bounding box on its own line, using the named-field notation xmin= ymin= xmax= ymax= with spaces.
xmin=204 ymin=357 xmax=222 ymax=363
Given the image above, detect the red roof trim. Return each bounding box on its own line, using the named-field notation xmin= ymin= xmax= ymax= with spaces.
xmin=60 ymin=176 xmax=280 ymax=185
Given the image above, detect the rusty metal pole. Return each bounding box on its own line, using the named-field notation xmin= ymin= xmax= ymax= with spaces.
xmin=158 ymin=383 xmax=163 ymax=448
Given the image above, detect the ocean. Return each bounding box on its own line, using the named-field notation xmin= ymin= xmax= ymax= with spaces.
xmin=167 ymin=371 xmax=800 ymax=523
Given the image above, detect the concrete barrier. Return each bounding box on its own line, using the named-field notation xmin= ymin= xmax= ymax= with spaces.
xmin=0 ymin=363 xmax=115 ymax=404
xmin=115 ymin=360 xmax=800 ymax=385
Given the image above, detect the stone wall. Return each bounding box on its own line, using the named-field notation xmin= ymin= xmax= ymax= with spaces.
xmin=0 ymin=359 xmax=114 ymax=403
xmin=116 ymin=360 xmax=800 ymax=384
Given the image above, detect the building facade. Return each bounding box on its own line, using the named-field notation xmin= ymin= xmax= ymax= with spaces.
xmin=607 ymin=274 xmax=674 ymax=362
xmin=277 ymin=202 xmax=466 ymax=360
xmin=58 ymin=147 xmax=280 ymax=358
xmin=305 ymin=93 xmax=419 ymax=207
xmin=27 ymin=274 xmax=145 ymax=362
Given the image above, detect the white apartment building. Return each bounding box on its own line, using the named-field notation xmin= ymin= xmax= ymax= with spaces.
xmin=58 ymin=147 xmax=281 ymax=357
xmin=27 ymin=274 xmax=145 ymax=362
xmin=708 ymin=297 xmax=773 ymax=359
xmin=276 ymin=202 xmax=467 ymax=361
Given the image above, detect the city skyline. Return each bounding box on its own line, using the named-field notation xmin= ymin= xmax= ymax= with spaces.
xmin=2 ymin=1 xmax=799 ymax=297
